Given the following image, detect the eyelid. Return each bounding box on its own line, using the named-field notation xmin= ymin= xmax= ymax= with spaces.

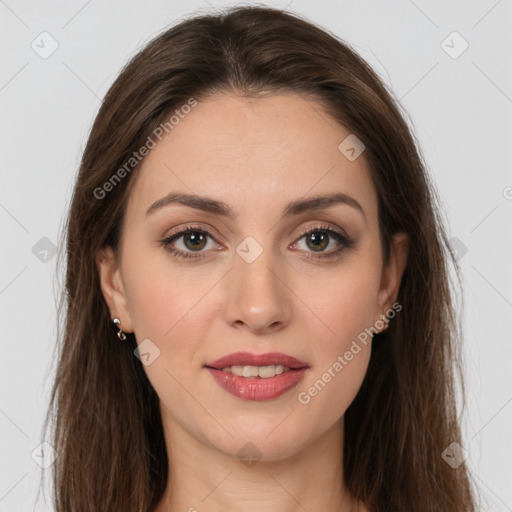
xmin=164 ymin=222 xmax=222 ymax=240
xmin=293 ymin=222 xmax=348 ymax=242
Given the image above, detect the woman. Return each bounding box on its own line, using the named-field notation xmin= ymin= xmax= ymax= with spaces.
xmin=45 ymin=5 xmax=479 ymax=511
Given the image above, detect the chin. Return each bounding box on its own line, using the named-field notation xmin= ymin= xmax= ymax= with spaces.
xmin=201 ymin=417 xmax=317 ymax=462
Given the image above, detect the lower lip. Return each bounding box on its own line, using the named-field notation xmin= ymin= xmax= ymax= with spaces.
xmin=206 ymin=367 xmax=308 ymax=401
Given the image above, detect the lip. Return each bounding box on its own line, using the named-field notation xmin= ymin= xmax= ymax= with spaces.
xmin=206 ymin=367 xmax=309 ymax=401
xmin=204 ymin=351 xmax=310 ymax=401
xmin=205 ymin=351 xmax=309 ymax=370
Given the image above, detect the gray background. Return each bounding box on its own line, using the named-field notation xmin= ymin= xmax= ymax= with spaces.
xmin=0 ymin=0 xmax=511 ymax=510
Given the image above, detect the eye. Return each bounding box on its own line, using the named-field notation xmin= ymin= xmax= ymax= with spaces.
xmin=291 ymin=224 xmax=352 ymax=260
xmin=159 ymin=226 xmax=218 ymax=260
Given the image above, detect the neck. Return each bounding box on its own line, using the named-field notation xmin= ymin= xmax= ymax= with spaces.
xmin=154 ymin=409 xmax=362 ymax=512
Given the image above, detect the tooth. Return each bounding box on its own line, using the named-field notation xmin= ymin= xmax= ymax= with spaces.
xmin=258 ymin=365 xmax=277 ymax=378
xmin=221 ymin=364 xmax=292 ymax=377
xmin=242 ymin=365 xmax=260 ymax=378
xmin=230 ymin=365 xmax=243 ymax=376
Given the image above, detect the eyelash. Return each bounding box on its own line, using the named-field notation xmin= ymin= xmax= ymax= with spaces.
xmin=158 ymin=224 xmax=352 ymax=261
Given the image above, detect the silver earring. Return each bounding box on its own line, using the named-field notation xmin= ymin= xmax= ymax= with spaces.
xmin=113 ymin=317 xmax=127 ymax=341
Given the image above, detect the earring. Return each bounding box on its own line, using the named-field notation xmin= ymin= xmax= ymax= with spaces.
xmin=113 ymin=317 xmax=127 ymax=341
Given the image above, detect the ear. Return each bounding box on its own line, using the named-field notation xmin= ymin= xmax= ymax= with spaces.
xmin=96 ymin=246 xmax=134 ymax=333
xmin=374 ymin=232 xmax=409 ymax=329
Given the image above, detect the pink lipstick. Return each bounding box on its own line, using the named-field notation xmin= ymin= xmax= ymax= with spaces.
xmin=204 ymin=351 xmax=309 ymax=401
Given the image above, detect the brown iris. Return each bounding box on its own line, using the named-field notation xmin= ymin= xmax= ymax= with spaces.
xmin=183 ymin=232 xmax=208 ymax=251
xmin=306 ymin=232 xmax=329 ymax=252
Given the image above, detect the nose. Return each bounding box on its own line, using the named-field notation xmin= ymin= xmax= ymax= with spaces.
xmin=222 ymin=246 xmax=293 ymax=334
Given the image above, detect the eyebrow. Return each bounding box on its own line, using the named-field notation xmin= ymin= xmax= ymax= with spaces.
xmin=145 ymin=191 xmax=366 ymax=222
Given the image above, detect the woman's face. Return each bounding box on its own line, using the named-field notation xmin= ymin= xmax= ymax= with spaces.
xmin=98 ymin=92 xmax=407 ymax=461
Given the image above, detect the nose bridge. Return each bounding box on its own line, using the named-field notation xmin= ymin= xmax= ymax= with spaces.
xmin=223 ymin=236 xmax=292 ymax=332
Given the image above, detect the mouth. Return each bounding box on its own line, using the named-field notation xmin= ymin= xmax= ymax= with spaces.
xmin=204 ymin=351 xmax=309 ymax=401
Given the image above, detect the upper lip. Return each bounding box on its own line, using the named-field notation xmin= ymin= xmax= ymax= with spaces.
xmin=205 ymin=351 xmax=309 ymax=370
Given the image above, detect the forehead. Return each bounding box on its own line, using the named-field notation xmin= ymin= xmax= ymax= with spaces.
xmin=125 ymin=92 xmax=378 ymax=224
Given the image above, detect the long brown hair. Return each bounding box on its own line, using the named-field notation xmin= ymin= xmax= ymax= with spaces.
xmin=44 ymin=5 xmax=479 ymax=511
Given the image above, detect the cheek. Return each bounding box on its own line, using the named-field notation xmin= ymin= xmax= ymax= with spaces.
xmin=296 ymin=342 xmax=371 ymax=431
xmin=294 ymin=258 xmax=379 ymax=417
xmin=294 ymin=318 xmax=373 ymax=418
xmin=121 ymin=247 xmax=218 ymax=384
xmin=123 ymin=246 xmax=211 ymax=339
xmin=301 ymin=256 xmax=382 ymax=347
xmin=122 ymin=262 xmax=208 ymax=416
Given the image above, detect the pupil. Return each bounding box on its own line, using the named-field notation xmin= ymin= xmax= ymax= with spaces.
xmin=308 ymin=233 xmax=328 ymax=251
xmin=185 ymin=232 xmax=206 ymax=250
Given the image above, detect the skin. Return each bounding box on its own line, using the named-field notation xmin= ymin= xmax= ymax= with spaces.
xmin=97 ymin=92 xmax=408 ymax=512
